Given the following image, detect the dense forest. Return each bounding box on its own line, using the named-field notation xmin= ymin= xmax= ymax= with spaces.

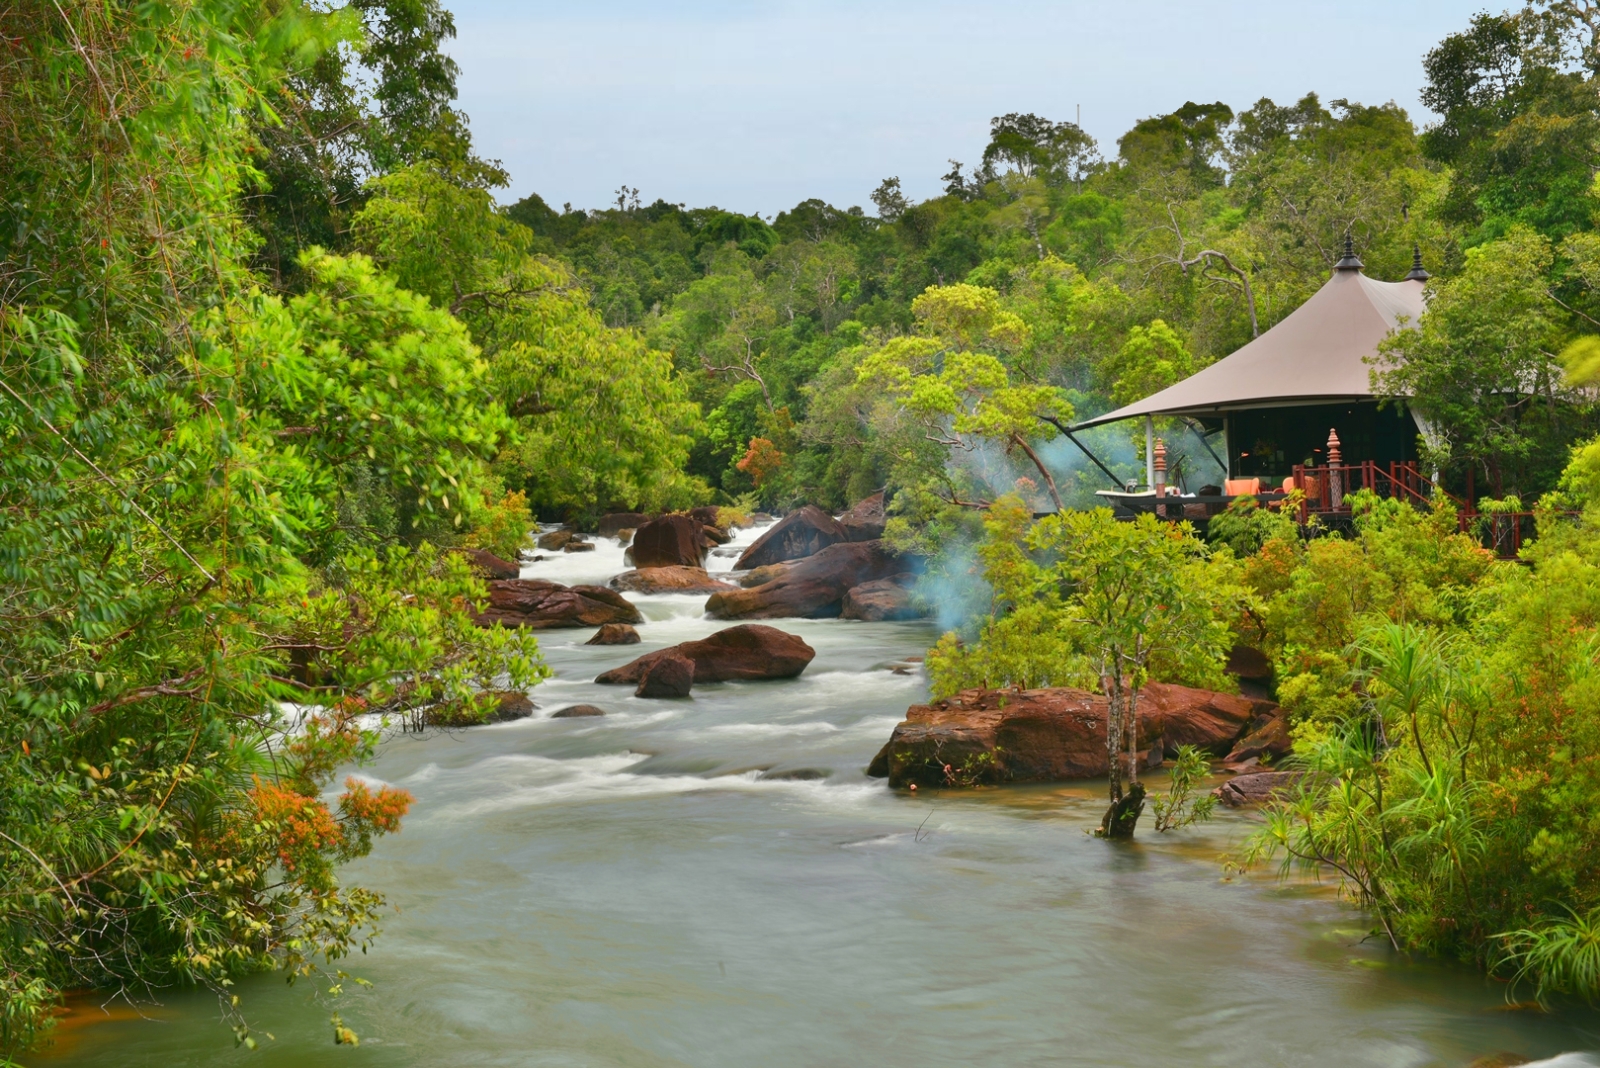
xmin=8 ymin=0 xmax=1600 ymax=1057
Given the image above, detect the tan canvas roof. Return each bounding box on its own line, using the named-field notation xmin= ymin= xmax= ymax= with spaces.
xmin=1073 ymin=267 xmax=1426 ymax=429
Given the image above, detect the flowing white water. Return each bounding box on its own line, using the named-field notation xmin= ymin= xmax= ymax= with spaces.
xmin=41 ymin=523 xmax=1600 ymax=1066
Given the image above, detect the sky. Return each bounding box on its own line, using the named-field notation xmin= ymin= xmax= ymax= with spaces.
xmin=445 ymin=0 xmax=1488 ymax=218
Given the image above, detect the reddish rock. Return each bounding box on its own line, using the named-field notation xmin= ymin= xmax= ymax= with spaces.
xmin=1225 ymin=643 xmax=1274 ymax=680
xmin=426 ymin=690 xmax=534 ymax=727
xmin=707 ymin=540 xmax=907 ymax=619
xmin=629 ymin=513 xmax=708 ymax=568
xmin=475 ymin=579 xmax=642 ymax=630
xmin=595 ymin=624 xmax=815 ymax=685
xmin=701 ymin=524 xmax=731 ymax=546
xmin=563 ymin=541 xmax=595 ymax=553
xmin=610 ymin=566 xmax=736 ymax=595
xmin=536 ymin=529 xmax=577 ymax=551
xmin=688 ymin=505 xmax=725 ymax=530
xmin=734 ymin=505 xmax=848 ymax=569
xmin=1222 ymin=713 xmax=1292 ymax=764
xmin=598 ymin=512 xmax=651 ymax=538
xmin=739 ymin=562 xmax=792 ymax=588
xmin=636 ymin=652 xmax=695 ymax=698
xmin=1212 ymin=771 xmax=1302 ymax=807
xmin=455 ymin=547 xmax=519 ymax=580
xmin=552 ymin=704 xmax=607 ymax=717
xmin=869 ymin=683 xmax=1275 ymax=788
xmin=841 ymin=574 xmax=921 ymax=621
xmin=586 ymin=623 xmax=641 ymax=645
xmin=837 ymin=492 xmax=887 ymax=542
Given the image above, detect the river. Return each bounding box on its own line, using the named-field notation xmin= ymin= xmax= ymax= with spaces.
xmin=37 ymin=523 xmax=1600 ymax=1067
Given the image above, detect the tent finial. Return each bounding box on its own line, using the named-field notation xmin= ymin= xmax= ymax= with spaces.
xmin=1334 ymin=233 xmax=1364 ymax=272
xmin=1404 ymin=244 xmax=1431 ymax=282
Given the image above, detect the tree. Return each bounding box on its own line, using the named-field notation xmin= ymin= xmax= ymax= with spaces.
xmin=981 ymin=112 xmax=1101 ymax=190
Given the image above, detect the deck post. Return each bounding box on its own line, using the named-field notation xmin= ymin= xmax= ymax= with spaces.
xmin=1144 ymin=416 xmax=1155 ymax=490
xmin=1327 ymin=429 xmax=1344 ymax=510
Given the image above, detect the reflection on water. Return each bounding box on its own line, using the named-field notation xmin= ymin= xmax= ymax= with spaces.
xmin=37 ymin=525 xmax=1600 ymax=1067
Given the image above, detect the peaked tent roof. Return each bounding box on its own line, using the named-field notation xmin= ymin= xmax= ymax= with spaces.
xmin=1073 ymin=267 xmax=1426 ymax=429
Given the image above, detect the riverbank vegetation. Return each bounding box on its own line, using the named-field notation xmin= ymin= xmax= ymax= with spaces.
xmin=8 ymin=0 xmax=1600 ymax=1056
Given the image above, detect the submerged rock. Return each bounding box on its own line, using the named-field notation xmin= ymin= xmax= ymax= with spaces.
xmin=869 ymin=683 xmax=1278 ymax=788
xmin=536 ymin=529 xmax=577 ymax=551
xmin=707 ymin=540 xmax=908 ymax=619
xmin=551 ymin=704 xmax=608 ymax=717
xmin=629 ymin=513 xmax=709 ymax=569
xmin=475 ymin=579 xmax=643 ymax=630
xmin=841 ymin=574 xmax=922 ymax=621
xmin=595 ymin=624 xmax=815 ymax=685
xmin=837 ymin=492 xmax=887 ymax=542
xmin=636 ymin=651 xmax=695 ymax=698
xmin=610 ymin=566 xmax=736 ymax=595
xmin=563 ymin=540 xmax=595 ymax=553
xmin=427 ymin=690 xmax=534 ymax=727
xmin=586 ymin=623 xmax=641 ymax=645
xmin=455 ymin=547 xmax=520 ymax=580
xmin=733 ymin=505 xmax=847 ymax=569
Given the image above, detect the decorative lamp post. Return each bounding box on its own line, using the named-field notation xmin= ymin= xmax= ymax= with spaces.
xmin=1327 ymin=428 xmax=1343 ymax=510
xmin=1153 ymin=438 xmax=1167 ymax=514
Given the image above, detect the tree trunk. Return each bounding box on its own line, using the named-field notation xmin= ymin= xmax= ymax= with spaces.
xmin=1104 ymin=674 xmax=1125 ymax=802
xmin=1124 ymin=686 xmax=1141 ymax=789
xmin=1099 ymin=781 xmax=1146 ymax=839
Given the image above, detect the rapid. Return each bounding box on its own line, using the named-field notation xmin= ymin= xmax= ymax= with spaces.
xmin=41 ymin=524 xmax=1600 ymax=1067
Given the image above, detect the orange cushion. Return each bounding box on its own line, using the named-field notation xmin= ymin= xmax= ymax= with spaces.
xmin=1224 ymin=478 xmax=1260 ymax=496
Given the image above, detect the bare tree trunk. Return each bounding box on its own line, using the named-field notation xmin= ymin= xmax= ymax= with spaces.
xmin=1125 ymin=686 xmax=1141 ymax=789
xmin=1104 ymin=672 xmax=1125 ymax=803
xmin=1012 ymin=433 xmax=1065 ymax=512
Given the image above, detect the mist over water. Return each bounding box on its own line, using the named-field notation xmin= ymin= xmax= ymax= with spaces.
xmin=40 ymin=522 xmax=1600 ymax=1067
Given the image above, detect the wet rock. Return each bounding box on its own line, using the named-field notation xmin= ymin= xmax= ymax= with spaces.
xmin=1222 ymin=713 xmax=1292 ymax=764
xmin=1225 ymin=643 xmax=1274 ymax=680
xmin=708 ymin=540 xmax=908 ymax=620
xmin=614 ymin=528 xmax=636 ymax=548
xmin=454 ymin=547 xmax=520 ymax=580
xmin=629 ymin=513 xmax=709 ymax=569
xmin=562 ymin=540 xmax=595 ymax=553
xmin=552 ymin=703 xmax=607 ymax=718
xmin=536 ymin=529 xmax=577 ymax=551
xmin=610 ymin=566 xmax=735 ymax=595
xmin=739 ymin=562 xmax=792 ymax=588
xmin=701 ymin=524 xmax=731 ymax=546
xmin=733 ymin=505 xmax=848 ymax=569
xmin=837 ymin=491 xmax=887 ymax=542
xmin=872 ymin=682 xmax=1276 ymax=788
xmin=635 ymin=652 xmax=695 ymax=698
xmin=596 ymin=624 xmax=815 ymax=685
xmin=598 ymin=511 xmax=651 ymax=538
xmin=586 ymin=623 xmax=641 ymax=645
xmin=841 ymin=574 xmax=922 ymax=621
xmin=475 ymin=579 xmax=643 ymax=629
xmin=427 ymin=690 xmax=534 ymax=727
xmin=759 ymin=768 xmax=829 ymax=781
xmin=688 ymin=505 xmax=724 ymax=529
xmin=1212 ymin=770 xmax=1302 ymax=807
xmin=751 ymin=512 xmax=777 ymax=524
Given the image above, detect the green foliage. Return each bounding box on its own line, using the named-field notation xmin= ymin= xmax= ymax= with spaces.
xmin=1151 ymin=746 xmax=1218 ymax=832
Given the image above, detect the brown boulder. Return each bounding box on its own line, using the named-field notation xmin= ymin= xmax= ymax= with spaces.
xmin=837 ymin=492 xmax=887 ymax=542
xmin=629 ymin=513 xmax=708 ymax=568
xmin=841 ymin=574 xmax=922 ymax=621
xmin=871 ymin=683 xmax=1274 ymax=788
xmin=427 ymin=690 xmax=534 ymax=727
xmin=536 ymin=529 xmax=576 ymax=551
xmin=701 ymin=524 xmax=731 ymax=546
xmin=1212 ymin=771 xmax=1302 ymax=807
xmin=596 ymin=624 xmax=815 ymax=685
xmin=1222 ymin=713 xmax=1292 ymax=764
xmin=734 ymin=505 xmax=847 ymax=569
xmin=455 ymin=547 xmax=520 ymax=580
xmin=610 ymin=566 xmax=736 ymax=595
xmin=552 ymin=704 xmax=607 ymax=717
xmin=636 ymin=652 xmax=695 ymax=698
xmin=475 ymin=579 xmax=643 ymax=630
xmin=739 ymin=562 xmax=792 ymax=588
xmin=707 ymin=540 xmax=907 ymax=619
xmin=586 ymin=623 xmax=641 ymax=645
xmin=563 ymin=540 xmax=595 ymax=553
xmin=598 ymin=512 xmax=651 ymax=538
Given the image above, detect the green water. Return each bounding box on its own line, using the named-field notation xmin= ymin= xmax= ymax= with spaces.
xmin=36 ymin=531 xmax=1600 ymax=1067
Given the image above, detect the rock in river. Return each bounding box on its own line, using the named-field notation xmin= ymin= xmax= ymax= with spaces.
xmin=586 ymin=623 xmax=641 ymax=645
xmin=455 ymin=547 xmax=520 ymax=580
xmin=629 ymin=513 xmax=709 ymax=568
xmin=707 ymin=540 xmax=908 ymax=620
xmin=1212 ymin=771 xmax=1301 ymax=807
xmin=733 ymin=505 xmax=847 ymax=570
xmin=598 ymin=511 xmax=651 ymax=538
xmin=837 ymin=492 xmax=887 ymax=542
xmin=636 ymin=652 xmax=695 ymax=698
xmin=610 ymin=566 xmax=736 ymax=595
xmin=840 ymin=574 xmax=922 ymax=621
xmin=595 ymin=624 xmax=815 ymax=685
xmin=475 ymin=579 xmax=643 ymax=630
xmin=867 ymin=683 xmax=1279 ymax=788
xmin=552 ymin=704 xmax=608 ymax=718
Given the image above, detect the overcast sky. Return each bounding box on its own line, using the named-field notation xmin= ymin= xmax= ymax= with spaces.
xmin=445 ymin=0 xmax=1487 ymax=217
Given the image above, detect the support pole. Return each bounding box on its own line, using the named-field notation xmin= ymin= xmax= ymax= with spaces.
xmin=1144 ymin=416 xmax=1155 ymax=490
